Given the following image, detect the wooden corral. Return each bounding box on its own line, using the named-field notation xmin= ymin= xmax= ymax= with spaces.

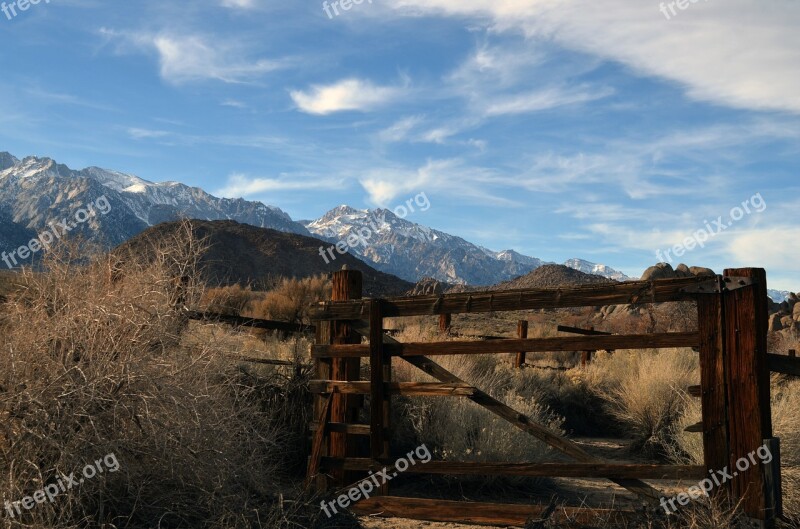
xmin=305 ymin=267 xmax=798 ymax=528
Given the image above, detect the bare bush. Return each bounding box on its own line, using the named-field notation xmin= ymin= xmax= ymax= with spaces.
xmin=245 ymin=275 xmax=330 ymax=325
xmin=0 ymin=223 xmax=311 ymax=528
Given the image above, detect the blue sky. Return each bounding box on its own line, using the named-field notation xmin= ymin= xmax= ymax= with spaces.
xmin=1 ymin=0 xmax=799 ymax=289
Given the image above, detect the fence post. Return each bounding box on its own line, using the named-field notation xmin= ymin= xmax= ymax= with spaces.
xmin=581 ymin=326 xmax=594 ymax=368
xmin=369 ymin=299 xmax=391 ymax=494
xmin=696 ymin=276 xmax=731 ymax=498
xmin=789 ymin=349 xmax=797 ymax=358
xmin=514 ymin=320 xmax=528 ymax=368
xmin=721 ymin=268 xmax=777 ymax=526
xmin=439 ymin=313 xmax=452 ymax=334
xmin=328 ymin=267 xmax=363 ymax=485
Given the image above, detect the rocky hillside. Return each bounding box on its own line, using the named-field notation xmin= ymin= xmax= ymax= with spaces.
xmin=114 ymin=220 xmax=413 ymax=297
xmin=492 ymin=264 xmax=615 ymax=290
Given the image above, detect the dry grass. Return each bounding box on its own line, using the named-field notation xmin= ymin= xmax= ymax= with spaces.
xmin=579 ymin=349 xmax=699 ymax=458
xmin=0 ymin=223 xmax=317 ymax=529
xmin=244 ymin=275 xmax=330 ymax=325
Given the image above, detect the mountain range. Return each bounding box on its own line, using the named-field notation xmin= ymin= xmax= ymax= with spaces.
xmin=0 ymin=151 xmax=791 ymax=301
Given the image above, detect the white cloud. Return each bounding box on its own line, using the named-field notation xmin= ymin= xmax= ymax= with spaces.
xmin=290 ymin=78 xmax=405 ymax=115
xmin=220 ymin=0 xmax=256 ymax=8
xmin=99 ymin=29 xmax=284 ymax=84
xmin=215 ymin=173 xmax=343 ymax=197
xmin=127 ymin=127 xmax=170 ymax=139
xmin=484 ymin=84 xmax=614 ymax=116
xmin=384 ymin=0 xmax=800 ymax=114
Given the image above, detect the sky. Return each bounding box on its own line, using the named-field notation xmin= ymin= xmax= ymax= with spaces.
xmin=0 ymin=0 xmax=798 ymax=289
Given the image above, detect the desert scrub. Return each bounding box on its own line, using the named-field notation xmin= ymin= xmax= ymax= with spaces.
xmin=0 ymin=225 xmax=310 ymax=529
xmin=584 ymin=349 xmax=699 ymax=458
xmin=394 ymin=354 xmax=564 ymax=487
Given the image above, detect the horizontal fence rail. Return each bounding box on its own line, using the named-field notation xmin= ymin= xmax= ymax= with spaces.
xmin=312 ymin=332 xmax=701 ymax=359
xmin=309 ymin=276 xmax=711 ymax=320
xmin=348 ymin=497 xmax=636 ymax=527
xmin=186 ymin=310 xmax=314 ymax=334
xmin=767 ymin=353 xmax=800 ymax=376
xmin=322 ymin=458 xmax=707 ymax=480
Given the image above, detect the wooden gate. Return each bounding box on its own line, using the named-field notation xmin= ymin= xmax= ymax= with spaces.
xmin=307 ymin=267 xmax=796 ymax=528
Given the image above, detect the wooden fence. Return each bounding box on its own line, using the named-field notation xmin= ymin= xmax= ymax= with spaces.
xmin=306 ymin=267 xmax=800 ymax=528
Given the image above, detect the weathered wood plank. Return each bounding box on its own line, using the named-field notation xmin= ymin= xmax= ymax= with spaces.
xmin=696 ymin=283 xmax=730 ymax=491
xmin=306 ymin=394 xmax=332 ymax=488
xmin=310 ymin=380 xmax=477 ymax=397
xmin=513 ymin=320 xmax=528 ymax=368
xmin=348 ymin=496 xmax=636 ymax=527
xmin=186 ymin=310 xmax=314 ymax=333
xmin=310 ymin=276 xmax=711 ymax=320
xmin=313 ymin=332 xmax=700 ymax=359
xmin=323 ymin=458 xmax=706 ymax=480
xmin=401 ymin=354 xmax=661 ymax=502
xmin=557 ymin=325 xmax=612 ymax=336
xmin=722 ymin=268 xmax=772 ymax=522
xmin=763 ymin=437 xmax=782 ymax=520
xmin=767 ymin=353 xmax=800 ymax=376
xmin=369 ymin=300 xmax=385 ymax=461
xmin=329 ymin=269 xmax=364 ymax=485
xmin=310 ymin=422 xmax=371 ymax=436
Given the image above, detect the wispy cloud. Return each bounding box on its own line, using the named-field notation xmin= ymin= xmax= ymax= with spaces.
xmin=484 ymin=84 xmax=614 ymax=116
xmin=99 ymin=29 xmax=286 ymax=84
xmin=215 ymin=173 xmax=344 ymax=197
xmin=384 ymin=0 xmax=800 ymax=114
xmin=290 ymin=78 xmax=406 ymax=115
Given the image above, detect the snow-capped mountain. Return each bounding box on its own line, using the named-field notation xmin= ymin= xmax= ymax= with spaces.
xmin=0 ymin=151 xmax=664 ymax=287
xmin=563 ymin=258 xmax=632 ymax=281
xmin=305 ymin=206 xmax=549 ymax=285
xmin=304 ymin=206 xmax=632 ymax=286
xmin=0 ymin=153 xmax=308 ymax=251
xmin=768 ymin=290 xmax=792 ymax=303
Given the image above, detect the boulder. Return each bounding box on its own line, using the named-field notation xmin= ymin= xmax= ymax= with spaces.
xmin=769 ymin=313 xmax=784 ymax=332
xmin=782 ymin=315 xmax=795 ymax=329
xmin=794 ymin=302 xmax=800 ymax=322
xmin=689 ymin=266 xmax=716 ymax=277
xmin=641 ymin=263 xmax=677 ymax=281
xmin=409 ymin=277 xmax=443 ymax=296
xmin=675 ymin=263 xmax=692 ymax=277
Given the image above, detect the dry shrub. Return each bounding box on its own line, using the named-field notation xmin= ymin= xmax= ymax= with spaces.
xmin=584 ymin=349 xmax=699 ymax=457
xmin=394 ymin=354 xmax=564 ymax=487
xmin=200 ymin=284 xmax=261 ymax=316
xmin=771 ymin=377 xmax=800 ymax=523
xmin=245 ymin=275 xmax=330 ymax=325
xmin=0 ymin=223 xmax=311 ymax=529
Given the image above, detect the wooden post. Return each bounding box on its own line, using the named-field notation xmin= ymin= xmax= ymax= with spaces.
xmin=581 ymin=326 xmax=594 ymax=368
xmin=513 ymin=320 xmax=528 ymax=368
xmin=789 ymin=349 xmax=797 ymax=358
xmin=722 ymin=268 xmax=775 ymax=526
xmin=328 ymin=267 xmax=363 ymax=485
xmin=439 ymin=313 xmax=451 ymax=334
xmin=369 ymin=299 xmax=390 ymax=494
xmin=312 ymin=319 xmax=332 ymax=492
xmin=696 ymin=276 xmax=731 ymax=496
